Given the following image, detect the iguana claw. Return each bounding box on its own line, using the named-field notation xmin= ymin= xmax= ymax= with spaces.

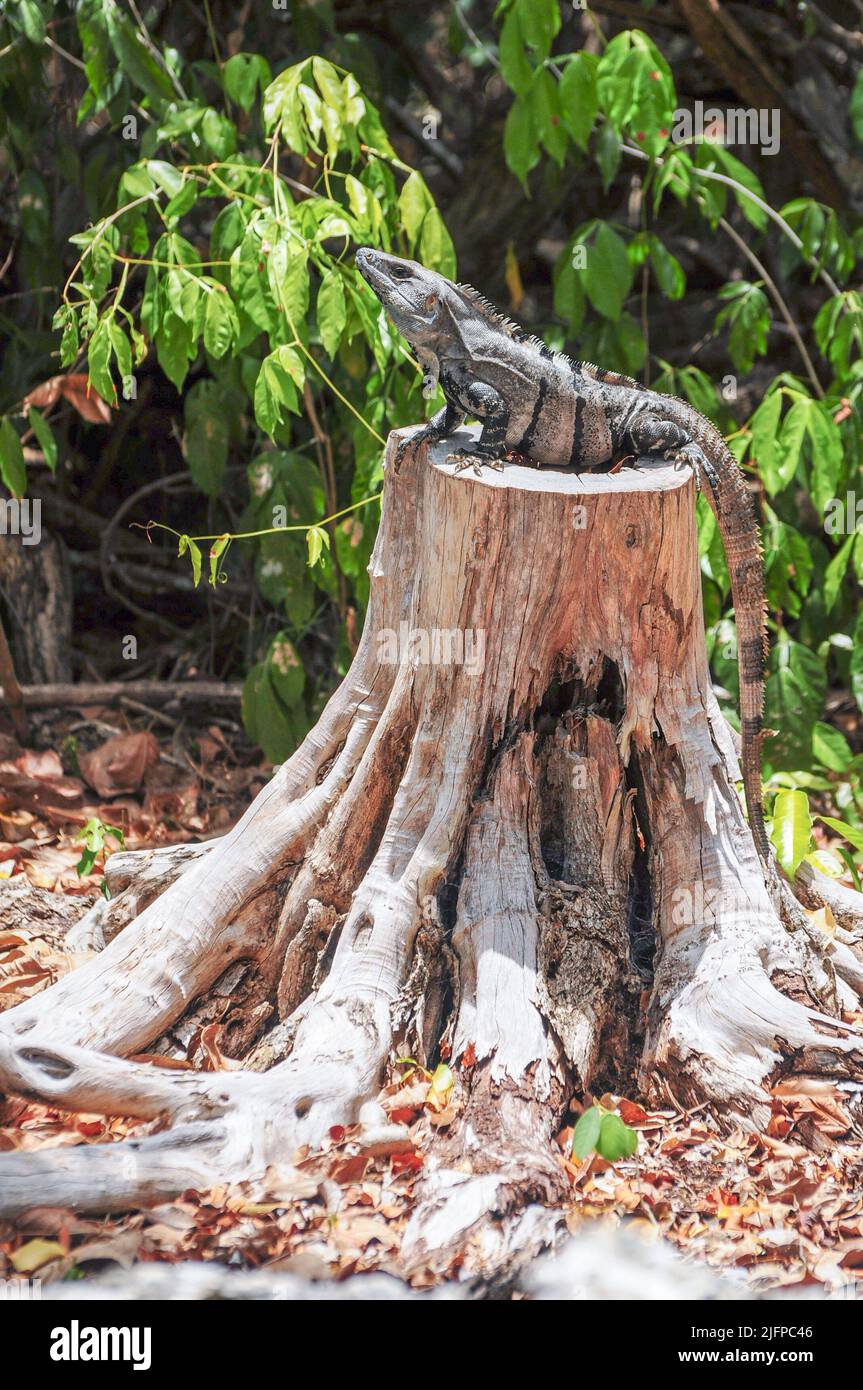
xmin=447 ymin=449 xmax=505 ymax=475
xmin=394 ymin=427 xmax=436 ymax=473
xmin=667 ymin=443 xmax=721 ymax=517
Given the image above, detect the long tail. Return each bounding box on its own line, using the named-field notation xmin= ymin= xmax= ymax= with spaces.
xmin=664 ymin=401 xmax=770 ymax=861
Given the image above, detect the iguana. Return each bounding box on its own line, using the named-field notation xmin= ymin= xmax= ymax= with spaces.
xmin=355 ymin=246 xmax=769 ymax=861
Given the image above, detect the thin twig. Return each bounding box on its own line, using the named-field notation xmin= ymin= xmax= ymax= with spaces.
xmin=44 ymin=34 xmax=86 ymax=70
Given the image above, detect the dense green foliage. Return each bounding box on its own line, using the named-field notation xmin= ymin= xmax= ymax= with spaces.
xmin=1 ymin=0 xmax=862 ymax=880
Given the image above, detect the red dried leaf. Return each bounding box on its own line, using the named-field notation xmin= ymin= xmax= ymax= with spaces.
xmin=390 ymin=1151 xmax=424 ymax=1175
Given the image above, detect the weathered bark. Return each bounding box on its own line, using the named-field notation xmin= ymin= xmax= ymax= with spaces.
xmin=1 ymin=424 xmax=862 ymax=1275
xmin=0 ymin=529 xmax=73 ymax=685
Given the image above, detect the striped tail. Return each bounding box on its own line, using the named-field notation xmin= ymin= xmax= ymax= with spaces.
xmin=665 ymin=401 xmax=770 ymax=861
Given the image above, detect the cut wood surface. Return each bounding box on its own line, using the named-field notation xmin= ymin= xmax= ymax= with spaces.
xmin=1 ymin=424 xmax=862 ymax=1282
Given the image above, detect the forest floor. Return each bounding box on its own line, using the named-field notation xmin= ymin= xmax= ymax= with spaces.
xmin=1 ymin=704 xmax=863 ymax=1297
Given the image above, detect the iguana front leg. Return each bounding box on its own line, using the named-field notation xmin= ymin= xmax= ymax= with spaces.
xmin=625 ymin=414 xmax=721 ymax=513
xmin=394 ymin=402 xmax=465 ymax=472
xmin=445 ymin=378 xmax=509 ymax=476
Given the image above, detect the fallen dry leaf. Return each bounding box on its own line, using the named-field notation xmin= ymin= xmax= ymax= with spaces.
xmin=23 ymin=373 xmax=113 ymax=423
xmin=10 ymin=1238 xmax=65 ymax=1273
xmin=79 ymin=731 xmax=160 ymax=798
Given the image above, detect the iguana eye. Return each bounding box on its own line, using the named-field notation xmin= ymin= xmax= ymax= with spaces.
xmin=389 ymin=264 xmax=412 ymax=280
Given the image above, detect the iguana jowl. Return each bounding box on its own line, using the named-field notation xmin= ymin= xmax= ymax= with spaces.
xmin=356 ymin=246 xmax=768 ymax=860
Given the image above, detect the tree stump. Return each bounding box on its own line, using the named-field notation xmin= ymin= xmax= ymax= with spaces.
xmin=2 ymin=425 xmax=863 ymax=1275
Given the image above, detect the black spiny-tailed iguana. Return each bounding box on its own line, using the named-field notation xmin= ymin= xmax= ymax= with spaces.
xmin=355 ymin=246 xmax=768 ymax=860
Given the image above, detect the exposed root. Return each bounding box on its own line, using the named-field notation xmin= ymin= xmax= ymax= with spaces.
xmin=402 ymin=739 xmax=570 ymax=1278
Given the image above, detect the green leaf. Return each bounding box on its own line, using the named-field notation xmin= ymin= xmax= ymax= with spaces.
xmin=770 ymin=788 xmax=813 ymax=877
xmin=558 ymin=53 xmax=598 ymax=150
xmin=818 ymin=816 xmax=863 ymax=857
xmin=183 ymin=379 xmax=229 ymax=496
xmin=87 ymin=319 xmax=116 ymax=406
xmin=398 ymin=171 xmax=434 ymax=245
xmin=776 ymin=397 xmax=809 ymax=490
xmin=155 ymin=310 xmax=194 ymax=391
xmin=241 ymin=653 xmax=307 ymax=764
xmin=163 ymin=178 xmax=197 ymax=225
xmin=268 ymin=241 xmax=310 ymax=326
xmin=526 ymin=69 xmax=567 ymax=166
xmin=812 ymin=721 xmax=852 ymax=773
xmin=306 ymin=524 xmax=330 ymax=568
xmin=597 ymin=1113 xmax=638 ymax=1162
xmin=553 ymin=243 xmax=586 ymax=332
xmin=515 ymin=0 xmax=560 ymax=64
xmin=201 ymin=109 xmax=237 ymax=160
xmin=594 ymin=121 xmax=621 ymax=192
xmin=312 ymin=56 xmax=344 ymax=115
xmin=104 ymin=7 xmax=175 ymax=104
xmin=647 ymin=235 xmax=685 ymax=300
xmin=254 ymin=346 xmax=301 ymax=437
xmin=268 ymin=633 xmax=305 ymax=707
xmin=56 ymin=305 xmax=80 ymax=368
xmin=597 ymin=30 xmax=675 ymax=158
xmin=262 ymin=60 xmax=310 ymax=145
xmin=572 ymin=1105 xmax=602 ymax=1160
xmin=805 ymin=401 xmax=843 ymax=517
xmin=419 ymin=207 xmax=457 ymax=278
xmin=749 ymin=391 xmax=783 ymax=493
xmin=146 ymin=159 xmax=185 ymax=199
xmin=108 ymin=319 xmax=132 ymax=385
xmin=805 ymin=849 xmax=846 ymax=879
xmin=503 ymin=97 xmax=539 ymax=190
xmin=765 ymin=638 xmax=826 ymax=771
xmin=178 ymin=534 xmax=203 ymax=587
xmin=15 ymin=0 xmax=48 ymax=44
xmin=208 ymin=534 xmax=230 ymax=587
xmin=317 ymin=270 xmax=347 ymax=358
xmin=203 ymin=287 xmax=239 ymax=359
xmin=0 ymin=418 xmax=26 ymax=497
xmin=715 ymin=281 xmax=770 ymax=374
xmin=498 ymin=6 xmax=534 ymax=97
xmin=585 ymin=223 xmax=632 ymax=320
xmin=710 ymin=146 xmax=768 ymax=232
xmin=824 ymin=531 xmax=856 ymax=612
xmin=223 ymin=52 xmax=270 ymax=112
xmin=26 ymin=408 xmax=57 ymax=473
xmin=75 ymin=816 xmax=124 ymax=877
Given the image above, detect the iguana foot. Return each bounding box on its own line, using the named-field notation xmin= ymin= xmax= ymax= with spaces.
xmin=394 ymin=426 xmax=440 ymax=473
xmin=447 ymin=448 xmax=505 ymax=476
xmin=667 ymin=442 xmax=721 ymax=516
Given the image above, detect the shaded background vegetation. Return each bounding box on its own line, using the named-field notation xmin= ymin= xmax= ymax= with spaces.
xmin=1 ymin=0 xmax=862 ymax=879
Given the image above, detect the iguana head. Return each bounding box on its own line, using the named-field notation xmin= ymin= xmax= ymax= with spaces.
xmin=356 ymin=247 xmax=526 ymax=397
xmin=355 ymin=247 xmax=451 ymax=350
xmin=357 ymin=247 xmax=459 ymax=397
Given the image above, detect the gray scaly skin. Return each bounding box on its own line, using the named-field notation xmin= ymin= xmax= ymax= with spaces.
xmin=356 ymin=247 xmax=769 ymax=860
